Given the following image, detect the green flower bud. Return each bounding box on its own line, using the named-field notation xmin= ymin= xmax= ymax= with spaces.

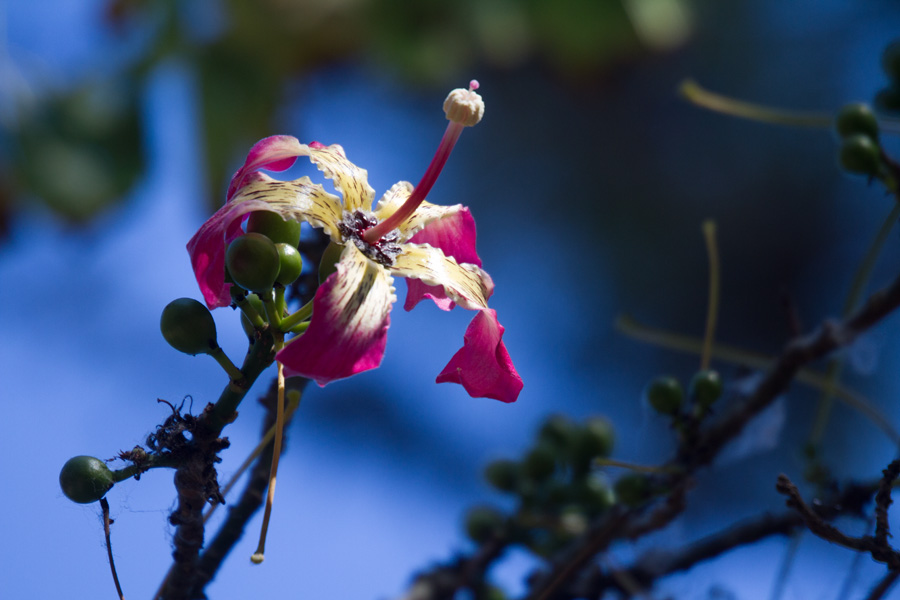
xmin=522 ymin=444 xmax=557 ymax=483
xmin=226 ymin=232 xmax=280 ymax=293
xmin=581 ymin=474 xmax=616 ymax=514
xmin=484 ymin=459 xmax=520 ymax=492
xmin=538 ymin=414 xmax=578 ymax=451
xmin=275 ymin=243 xmax=303 ymax=285
xmin=613 ymin=473 xmax=651 ymax=507
xmin=882 ymin=41 xmax=900 ymax=82
xmin=247 ymin=211 xmax=302 ymax=247
xmin=59 ymin=455 xmax=115 ymax=504
xmin=876 ymin=85 xmax=900 ymax=113
xmin=689 ymin=369 xmax=723 ymax=408
xmin=464 ymin=505 xmax=505 ymax=544
xmin=645 ymin=376 xmax=684 ymax=415
xmin=839 ymin=134 xmax=882 ymax=176
xmin=318 ymin=241 xmax=344 ymax=284
xmin=160 ymin=298 xmax=218 ymax=355
xmin=835 ymin=103 xmax=879 ymax=140
xmin=569 ymin=417 xmax=615 ymax=471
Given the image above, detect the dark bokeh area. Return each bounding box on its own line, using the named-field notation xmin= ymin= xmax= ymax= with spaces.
xmin=5 ymin=0 xmax=900 ymax=598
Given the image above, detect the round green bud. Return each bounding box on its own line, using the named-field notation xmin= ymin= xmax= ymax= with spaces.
xmin=484 ymin=459 xmax=520 ymax=492
xmin=882 ymin=41 xmax=900 ymax=82
xmin=538 ymin=414 xmax=578 ymax=451
xmin=613 ymin=473 xmax=650 ymax=508
xmin=688 ymin=369 xmax=723 ymax=408
xmin=247 ymin=211 xmax=301 ymax=247
xmin=240 ymin=293 xmax=265 ymax=338
xmin=522 ymin=444 xmax=557 ymax=483
xmin=876 ymin=85 xmax=900 ymax=113
xmin=646 ymin=376 xmax=684 ymax=415
xmin=570 ymin=417 xmax=615 ymax=465
xmin=464 ymin=505 xmax=505 ymax=544
xmin=59 ymin=455 xmax=115 ymax=504
xmin=275 ymin=243 xmax=303 ymax=286
xmin=160 ymin=298 xmax=218 ymax=355
xmin=835 ymin=103 xmax=879 ymax=140
xmin=839 ymin=134 xmax=882 ymax=176
xmin=226 ymin=232 xmax=280 ymax=293
xmin=318 ymin=241 xmax=344 ymax=284
xmin=581 ymin=474 xmax=616 ymax=514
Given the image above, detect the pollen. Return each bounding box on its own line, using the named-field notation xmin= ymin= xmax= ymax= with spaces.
xmin=338 ymin=210 xmax=403 ymax=266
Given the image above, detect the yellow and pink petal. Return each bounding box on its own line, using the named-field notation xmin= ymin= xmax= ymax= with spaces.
xmin=276 ymin=245 xmax=395 ymax=385
xmin=391 ymin=243 xmax=493 ymax=312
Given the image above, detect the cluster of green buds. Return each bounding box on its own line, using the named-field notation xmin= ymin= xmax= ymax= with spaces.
xmin=645 ymin=369 xmax=723 ymax=430
xmin=465 ymin=415 xmax=661 ymax=558
xmin=834 ymin=102 xmax=884 ymax=178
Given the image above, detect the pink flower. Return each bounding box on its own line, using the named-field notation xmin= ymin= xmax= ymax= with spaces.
xmin=187 ymin=82 xmax=522 ymax=403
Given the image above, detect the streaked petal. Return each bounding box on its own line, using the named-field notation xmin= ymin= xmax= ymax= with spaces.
xmin=391 ymin=243 xmax=493 ymax=311
xmin=227 ymin=135 xmax=305 ymax=200
xmin=373 ymin=182 xmax=473 ymax=244
xmin=187 ymin=175 xmax=344 ymax=308
xmin=307 ymin=143 xmax=375 ymax=212
xmin=402 ymin=207 xmax=481 ymax=311
xmin=436 ymin=309 xmax=522 ymax=403
xmin=277 ymin=245 xmax=396 ymax=385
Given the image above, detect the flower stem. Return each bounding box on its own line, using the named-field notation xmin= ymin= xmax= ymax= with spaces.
xmin=280 ymin=298 xmax=313 ymax=332
xmin=679 ymin=79 xmax=833 ymax=128
xmin=208 ymin=347 xmax=244 ymax=382
xmin=700 ymin=219 xmax=720 ymax=371
xmin=363 ymin=121 xmax=465 ymax=243
xmin=252 ymin=359 xmax=286 ymax=564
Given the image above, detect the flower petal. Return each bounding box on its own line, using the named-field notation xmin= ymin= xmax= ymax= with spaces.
xmin=276 ymin=245 xmax=396 ymax=386
xmin=306 ymin=143 xmax=375 ymax=212
xmin=436 ymin=309 xmax=523 ymax=403
xmin=391 ymin=243 xmax=493 ymax=311
xmin=401 ymin=207 xmax=482 ymax=311
xmin=188 ymin=175 xmax=344 ymax=308
xmin=227 ymin=135 xmax=306 ymax=200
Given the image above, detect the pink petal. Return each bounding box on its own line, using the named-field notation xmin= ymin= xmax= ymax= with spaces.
xmin=404 ymin=207 xmax=482 ymax=312
xmin=436 ymin=309 xmax=523 ymax=403
xmin=186 ymin=198 xmax=279 ymax=308
xmin=226 ymin=135 xmax=305 ymax=200
xmin=277 ymin=246 xmax=394 ymax=386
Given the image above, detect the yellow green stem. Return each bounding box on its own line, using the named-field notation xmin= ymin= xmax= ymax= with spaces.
xmin=701 ymin=219 xmax=720 ymax=371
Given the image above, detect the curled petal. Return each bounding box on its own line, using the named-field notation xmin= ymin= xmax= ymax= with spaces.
xmin=277 ymin=245 xmax=396 ymax=385
xmin=306 ymin=143 xmax=376 ymax=212
xmin=227 ymin=135 xmax=306 ymax=200
xmin=436 ymin=309 xmax=522 ymax=403
xmin=391 ymin=243 xmax=493 ymax=312
xmin=188 ymin=176 xmax=344 ymax=308
xmin=401 ymin=207 xmax=482 ymax=311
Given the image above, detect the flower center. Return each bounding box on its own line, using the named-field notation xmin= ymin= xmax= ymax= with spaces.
xmin=338 ymin=210 xmax=402 ymax=267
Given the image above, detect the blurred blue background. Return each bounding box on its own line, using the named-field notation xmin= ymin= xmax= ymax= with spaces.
xmin=4 ymin=1 xmax=900 ymax=598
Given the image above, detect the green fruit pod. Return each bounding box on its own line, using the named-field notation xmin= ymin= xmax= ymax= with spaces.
xmin=318 ymin=241 xmax=344 ymax=284
xmin=645 ymin=376 xmax=684 ymax=415
xmin=484 ymin=459 xmax=520 ymax=492
xmin=464 ymin=505 xmax=504 ymax=544
xmin=160 ymin=298 xmax=218 ymax=355
xmin=835 ymin=103 xmax=879 ymax=140
xmin=882 ymin=40 xmax=900 ymax=82
xmin=839 ymin=134 xmax=882 ymax=176
xmin=59 ymin=455 xmax=115 ymax=504
xmin=247 ymin=211 xmax=302 ymax=247
xmin=226 ymin=232 xmax=280 ymax=293
xmin=689 ymin=369 xmax=724 ymax=408
xmin=275 ymin=243 xmax=303 ymax=285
